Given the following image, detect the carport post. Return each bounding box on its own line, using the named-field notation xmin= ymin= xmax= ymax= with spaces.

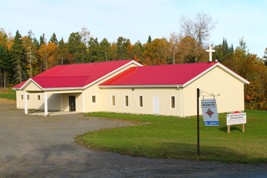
xmin=24 ymin=92 xmax=28 ymax=114
xmin=44 ymin=92 xmax=48 ymax=116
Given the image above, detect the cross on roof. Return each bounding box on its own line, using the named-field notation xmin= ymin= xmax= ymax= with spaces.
xmin=206 ymin=45 xmax=215 ymax=62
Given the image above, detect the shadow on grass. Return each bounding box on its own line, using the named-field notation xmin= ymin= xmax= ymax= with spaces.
xmin=219 ymin=126 xmax=243 ymax=133
xmin=151 ymin=142 xmax=259 ymax=164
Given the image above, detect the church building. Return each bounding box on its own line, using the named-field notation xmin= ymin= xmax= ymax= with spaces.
xmin=13 ymin=59 xmax=249 ymax=117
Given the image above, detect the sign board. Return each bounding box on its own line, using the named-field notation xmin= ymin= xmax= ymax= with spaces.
xmin=227 ymin=112 xmax=246 ymax=126
xmin=201 ymin=99 xmax=219 ymax=126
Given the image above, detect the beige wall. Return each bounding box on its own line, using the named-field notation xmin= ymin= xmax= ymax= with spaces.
xmin=183 ymin=67 xmax=245 ymax=117
xmin=83 ymin=87 xmax=182 ymax=116
xmin=82 ymin=62 xmax=141 ymax=113
xmin=16 ymin=80 xmax=82 ymax=112
xmin=16 ymin=91 xmax=61 ymax=111
xmin=61 ymin=93 xmax=83 ymax=112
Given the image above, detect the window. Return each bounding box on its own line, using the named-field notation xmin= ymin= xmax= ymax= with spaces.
xmin=21 ymin=95 xmax=23 ymax=100
xmin=125 ymin=96 xmax=129 ymax=106
xmin=27 ymin=95 xmax=30 ymax=100
xmin=139 ymin=96 xmax=143 ymax=107
xmin=112 ymin=95 xmax=115 ymax=106
xmin=38 ymin=95 xmax=40 ymax=100
xmin=171 ymin=96 xmax=175 ymax=108
xmin=92 ymin=95 xmax=96 ymax=103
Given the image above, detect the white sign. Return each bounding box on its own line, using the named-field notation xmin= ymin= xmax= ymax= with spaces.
xmin=201 ymin=99 xmax=219 ymax=126
xmin=227 ymin=112 xmax=246 ymax=126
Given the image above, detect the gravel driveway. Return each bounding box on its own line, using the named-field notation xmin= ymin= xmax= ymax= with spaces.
xmin=0 ymin=101 xmax=266 ymax=177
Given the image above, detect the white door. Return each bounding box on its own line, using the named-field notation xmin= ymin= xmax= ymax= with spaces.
xmin=153 ymin=96 xmax=160 ymax=114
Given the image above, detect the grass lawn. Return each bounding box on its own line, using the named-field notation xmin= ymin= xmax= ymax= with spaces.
xmin=0 ymin=88 xmax=16 ymax=100
xmin=76 ymin=111 xmax=267 ymax=164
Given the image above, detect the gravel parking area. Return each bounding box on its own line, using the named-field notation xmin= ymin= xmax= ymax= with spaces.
xmin=0 ymin=101 xmax=266 ymax=177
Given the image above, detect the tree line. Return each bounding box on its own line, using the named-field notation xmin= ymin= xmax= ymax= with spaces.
xmin=0 ymin=13 xmax=267 ymax=110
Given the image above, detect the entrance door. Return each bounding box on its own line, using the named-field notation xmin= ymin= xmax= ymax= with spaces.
xmin=153 ymin=96 xmax=160 ymax=114
xmin=69 ymin=96 xmax=76 ymax=111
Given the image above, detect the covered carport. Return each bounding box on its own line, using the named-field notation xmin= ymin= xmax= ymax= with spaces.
xmin=23 ymin=90 xmax=83 ymax=116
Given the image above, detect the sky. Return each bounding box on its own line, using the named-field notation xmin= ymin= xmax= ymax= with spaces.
xmin=1 ymin=0 xmax=267 ymax=57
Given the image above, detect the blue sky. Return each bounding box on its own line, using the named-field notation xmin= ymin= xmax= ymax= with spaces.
xmin=1 ymin=0 xmax=267 ymax=57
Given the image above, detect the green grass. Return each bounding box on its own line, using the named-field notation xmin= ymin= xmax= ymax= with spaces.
xmin=76 ymin=111 xmax=267 ymax=164
xmin=0 ymin=88 xmax=16 ymax=100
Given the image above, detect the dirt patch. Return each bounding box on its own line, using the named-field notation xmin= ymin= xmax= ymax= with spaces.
xmin=0 ymin=98 xmax=16 ymax=104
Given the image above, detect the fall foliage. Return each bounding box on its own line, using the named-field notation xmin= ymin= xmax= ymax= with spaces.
xmin=0 ymin=25 xmax=267 ymax=110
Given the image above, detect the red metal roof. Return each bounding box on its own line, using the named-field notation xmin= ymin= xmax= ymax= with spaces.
xmin=13 ymin=60 xmax=133 ymax=89
xmin=100 ymin=62 xmax=217 ymax=86
xmin=13 ymin=81 xmax=26 ymax=89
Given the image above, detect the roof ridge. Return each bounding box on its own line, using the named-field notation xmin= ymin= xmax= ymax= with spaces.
xmin=55 ymin=59 xmax=132 ymax=67
xmin=140 ymin=61 xmax=217 ymax=68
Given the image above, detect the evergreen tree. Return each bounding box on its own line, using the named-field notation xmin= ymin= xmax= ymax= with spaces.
xmin=88 ymin=37 xmax=99 ymax=62
xmin=132 ymin=41 xmax=144 ymax=62
xmin=68 ymin=32 xmax=86 ymax=63
xmin=116 ymin=37 xmax=131 ymax=59
xmin=0 ymin=44 xmax=10 ymax=87
xmin=57 ymin=38 xmax=69 ymax=65
xmin=99 ymin=38 xmax=111 ymax=61
xmin=10 ymin=30 xmax=27 ymax=84
xmin=39 ymin=33 xmax=46 ymax=47
xmin=49 ymin=33 xmax=58 ymax=45
xmin=214 ymin=38 xmax=234 ymax=62
xmin=147 ymin=35 xmax=152 ymax=43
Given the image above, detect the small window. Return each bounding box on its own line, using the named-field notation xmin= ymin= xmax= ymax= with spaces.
xmin=21 ymin=95 xmax=23 ymax=100
xmin=171 ymin=96 xmax=175 ymax=108
xmin=92 ymin=95 xmax=96 ymax=103
xmin=27 ymin=95 xmax=30 ymax=100
xmin=112 ymin=95 xmax=115 ymax=106
xmin=139 ymin=96 xmax=143 ymax=107
xmin=125 ymin=96 xmax=129 ymax=106
xmin=38 ymin=95 xmax=40 ymax=100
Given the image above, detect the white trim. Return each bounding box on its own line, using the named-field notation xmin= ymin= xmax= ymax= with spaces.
xmin=99 ymin=84 xmax=182 ymax=89
xmin=82 ymin=92 xmax=85 ymax=113
xmin=20 ymin=78 xmax=44 ymax=91
xmin=24 ymin=92 xmax=28 ymax=114
xmin=180 ymin=88 xmax=184 ymax=118
xmin=183 ymin=63 xmax=250 ymax=87
xmin=44 ymin=92 xmax=48 ymax=116
xmin=216 ymin=63 xmax=250 ymax=84
xmin=83 ymin=60 xmax=142 ymax=89
xmin=43 ymin=87 xmax=83 ymax=91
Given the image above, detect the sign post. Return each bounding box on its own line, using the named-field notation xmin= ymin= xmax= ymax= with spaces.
xmin=196 ymin=88 xmax=200 ymax=157
xmin=226 ymin=112 xmax=246 ymax=133
xmin=196 ymin=88 xmax=219 ymax=157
